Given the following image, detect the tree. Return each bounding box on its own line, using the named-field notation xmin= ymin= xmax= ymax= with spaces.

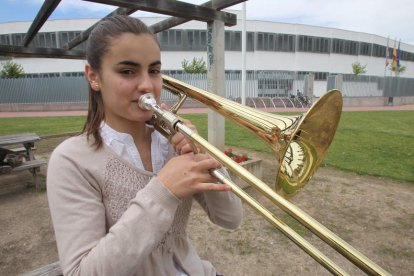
xmin=181 ymin=57 xmax=207 ymax=74
xmin=351 ymin=62 xmax=367 ymax=75
xmin=0 ymin=61 xmax=25 ymax=78
xmin=395 ymin=65 xmax=407 ymax=76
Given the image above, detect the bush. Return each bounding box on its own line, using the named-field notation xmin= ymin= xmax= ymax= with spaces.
xmin=0 ymin=61 xmax=25 ymax=78
xmin=181 ymin=57 xmax=207 ymax=74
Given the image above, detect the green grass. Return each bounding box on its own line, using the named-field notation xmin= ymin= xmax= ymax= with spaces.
xmin=0 ymin=116 xmax=86 ymax=136
xmin=0 ymin=110 xmax=413 ymax=182
xmin=325 ymin=111 xmax=414 ymax=182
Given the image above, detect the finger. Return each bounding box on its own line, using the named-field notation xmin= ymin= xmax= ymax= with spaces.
xmin=170 ymin=132 xmax=185 ymax=146
xmin=195 ymin=157 xmax=221 ymax=171
xmin=196 ymin=182 xmax=232 ymax=193
xmin=180 ymin=144 xmax=205 ymax=155
xmin=179 ymin=143 xmax=195 ymax=154
xmin=170 ymin=133 xmax=194 ymax=153
xmin=174 ymin=138 xmax=194 ymax=154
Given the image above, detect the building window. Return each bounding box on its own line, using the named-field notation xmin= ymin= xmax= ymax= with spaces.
xmin=256 ymin=32 xmax=263 ymax=50
xmin=31 ymin=32 xmax=57 ymax=48
xmin=345 ymin=40 xmax=358 ymax=55
xmin=257 ymin=32 xmax=295 ymax=52
xmin=298 ymin=35 xmax=329 ymax=53
xmin=276 ymin=34 xmax=295 ymax=52
xmin=59 ymin=31 xmax=86 ymax=50
xmin=359 ymin=42 xmax=372 ymax=56
xmin=11 ymin=33 xmax=25 ymax=46
xmin=178 ymin=29 xmax=206 ymax=51
xmin=159 ymin=29 xmax=184 ymax=51
xmin=225 ymin=31 xmax=242 ymax=51
xmin=0 ymin=34 xmax=11 ymax=45
xmin=332 ymin=39 xmax=344 ymax=54
xmin=400 ymin=50 xmax=414 ymax=62
xmin=372 ymin=44 xmax=386 ymax=57
xmin=246 ymin=32 xmax=254 ymax=51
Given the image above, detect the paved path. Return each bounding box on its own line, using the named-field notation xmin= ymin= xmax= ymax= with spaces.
xmin=0 ymin=105 xmax=413 ymax=118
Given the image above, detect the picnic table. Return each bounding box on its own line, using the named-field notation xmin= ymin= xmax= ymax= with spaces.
xmin=0 ymin=133 xmax=47 ymax=190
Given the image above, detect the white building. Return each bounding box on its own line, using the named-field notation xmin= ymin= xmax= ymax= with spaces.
xmin=1 ymin=12 xmax=414 ymax=97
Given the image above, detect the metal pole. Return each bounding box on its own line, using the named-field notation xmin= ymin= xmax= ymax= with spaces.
xmin=241 ymin=2 xmax=246 ymax=105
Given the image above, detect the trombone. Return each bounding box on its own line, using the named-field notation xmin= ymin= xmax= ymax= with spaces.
xmin=138 ymin=75 xmax=390 ymax=276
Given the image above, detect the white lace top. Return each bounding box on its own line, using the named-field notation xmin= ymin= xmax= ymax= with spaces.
xmin=100 ymin=122 xmax=171 ymax=174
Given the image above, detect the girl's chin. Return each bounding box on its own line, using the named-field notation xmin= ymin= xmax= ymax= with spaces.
xmin=134 ymin=110 xmax=154 ymax=122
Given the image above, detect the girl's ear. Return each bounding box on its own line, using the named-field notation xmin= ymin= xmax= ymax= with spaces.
xmin=85 ymin=64 xmax=100 ymax=91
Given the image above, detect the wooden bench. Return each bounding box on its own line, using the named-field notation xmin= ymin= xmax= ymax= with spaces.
xmin=11 ymin=159 xmax=47 ymax=190
xmin=9 ymin=146 xmax=37 ymax=159
xmin=0 ymin=133 xmax=46 ymax=190
xmin=21 ymin=261 xmax=62 ymax=276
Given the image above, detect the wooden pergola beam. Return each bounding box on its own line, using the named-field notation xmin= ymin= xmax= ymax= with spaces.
xmin=83 ymin=0 xmax=237 ymax=26
xmin=0 ymin=45 xmax=85 ymax=59
xmin=150 ymin=0 xmax=245 ymax=33
xmin=23 ymin=0 xmax=61 ymax=47
xmin=64 ymin=7 xmax=138 ymax=50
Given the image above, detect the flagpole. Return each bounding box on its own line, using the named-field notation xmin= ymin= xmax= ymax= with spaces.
xmin=241 ymin=2 xmax=246 ymax=105
xmin=384 ymin=36 xmax=389 ymax=78
xmin=383 ymin=36 xmax=389 ymax=101
xmin=396 ymin=39 xmax=401 ymax=77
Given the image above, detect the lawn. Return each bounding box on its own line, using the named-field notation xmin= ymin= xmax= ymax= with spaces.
xmin=0 ymin=110 xmax=413 ymax=182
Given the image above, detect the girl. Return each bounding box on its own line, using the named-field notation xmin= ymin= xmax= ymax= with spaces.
xmin=47 ymin=15 xmax=243 ymax=276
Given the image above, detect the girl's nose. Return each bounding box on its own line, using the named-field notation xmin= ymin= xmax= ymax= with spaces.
xmin=137 ymin=73 xmax=153 ymax=92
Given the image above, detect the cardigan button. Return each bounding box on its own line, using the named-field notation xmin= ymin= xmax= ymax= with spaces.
xmin=167 ymin=248 xmax=173 ymax=254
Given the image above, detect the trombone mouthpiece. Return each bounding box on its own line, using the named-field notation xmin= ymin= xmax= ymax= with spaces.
xmin=138 ymin=93 xmax=157 ymax=111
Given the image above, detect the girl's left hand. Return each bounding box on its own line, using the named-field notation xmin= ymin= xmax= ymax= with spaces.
xmin=160 ymin=103 xmax=199 ymax=155
xmin=170 ymin=118 xmax=199 ymax=154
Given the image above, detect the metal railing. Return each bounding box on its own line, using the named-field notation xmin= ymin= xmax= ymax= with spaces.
xmin=1 ymin=73 xmax=413 ymax=109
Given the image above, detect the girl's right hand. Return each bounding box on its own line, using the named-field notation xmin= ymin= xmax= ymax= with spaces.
xmin=157 ymin=153 xmax=231 ymax=199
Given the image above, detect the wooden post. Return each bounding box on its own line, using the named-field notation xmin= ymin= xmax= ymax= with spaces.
xmin=207 ymin=19 xmax=226 ymax=150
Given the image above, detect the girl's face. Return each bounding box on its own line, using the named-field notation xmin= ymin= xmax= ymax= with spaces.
xmin=86 ymin=33 xmax=162 ymax=132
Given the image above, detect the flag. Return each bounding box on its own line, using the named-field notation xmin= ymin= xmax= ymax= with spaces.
xmin=397 ymin=39 xmax=401 ymax=68
xmin=385 ymin=37 xmax=390 ymax=67
xmin=391 ymin=39 xmax=397 ymax=71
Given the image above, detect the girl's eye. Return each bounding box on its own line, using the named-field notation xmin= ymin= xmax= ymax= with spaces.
xmin=150 ymin=69 xmax=161 ymax=75
xmin=120 ymin=69 xmax=135 ymax=75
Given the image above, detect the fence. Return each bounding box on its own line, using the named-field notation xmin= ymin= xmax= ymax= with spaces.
xmin=0 ymin=73 xmax=413 ymax=111
xmin=162 ymin=72 xmax=306 ymax=99
xmin=0 ymin=76 xmax=88 ymax=104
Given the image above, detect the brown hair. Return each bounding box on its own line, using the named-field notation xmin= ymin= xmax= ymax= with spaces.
xmin=82 ymin=15 xmax=158 ymax=148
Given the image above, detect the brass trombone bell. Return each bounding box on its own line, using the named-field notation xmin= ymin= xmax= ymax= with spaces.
xmin=162 ymin=74 xmax=342 ymax=198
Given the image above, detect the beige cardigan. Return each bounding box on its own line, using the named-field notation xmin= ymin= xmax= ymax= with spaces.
xmin=47 ymin=134 xmax=243 ymax=276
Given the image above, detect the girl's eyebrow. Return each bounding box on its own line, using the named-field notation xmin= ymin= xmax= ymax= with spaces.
xmin=150 ymin=60 xmax=162 ymax=66
xmin=117 ymin=60 xmax=161 ymax=67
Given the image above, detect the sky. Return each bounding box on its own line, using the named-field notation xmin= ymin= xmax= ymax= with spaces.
xmin=1 ymin=0 xmax=414 ymax=46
